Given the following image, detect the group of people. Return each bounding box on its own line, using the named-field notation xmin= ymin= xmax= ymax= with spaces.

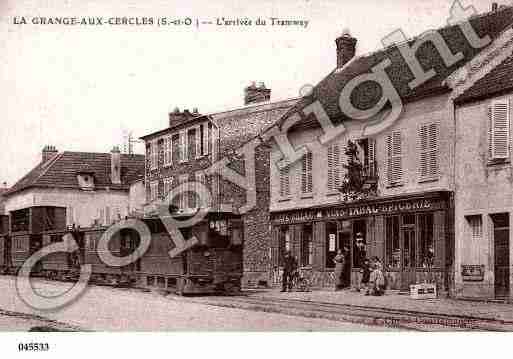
xmin=281 ymin=248 xmax=386 ymax=296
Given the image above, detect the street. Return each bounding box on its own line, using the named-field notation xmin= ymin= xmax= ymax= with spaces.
xmin=0 ymin=276 xmax=395 ymax=331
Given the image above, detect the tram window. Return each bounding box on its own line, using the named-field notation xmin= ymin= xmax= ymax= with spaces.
xmin=325 ymin=222 xmax=338 ymax=268
xmin=386 ymin=217 xmax=400 ymax=269
xmin=300 ymin=224 xmax=313 ymax=267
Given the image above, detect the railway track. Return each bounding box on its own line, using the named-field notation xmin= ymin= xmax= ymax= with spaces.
xmin=182 ymin=294 xmax=513 ymax=331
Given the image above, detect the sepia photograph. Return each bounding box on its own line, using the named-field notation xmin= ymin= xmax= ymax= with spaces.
xmin=1 ymin=0 xmax=513 ymax=356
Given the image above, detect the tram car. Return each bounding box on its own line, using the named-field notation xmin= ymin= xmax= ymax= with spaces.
xmin=36 ymin=209 xmax=243 ymax=294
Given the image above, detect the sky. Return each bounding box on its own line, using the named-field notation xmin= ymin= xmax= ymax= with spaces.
xmin=0 ymin=0 xmax=497 ymax=187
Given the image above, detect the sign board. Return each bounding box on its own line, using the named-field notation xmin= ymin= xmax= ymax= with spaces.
xmin=461 ymin=264 xmax=485 ymax=281
xmin=328 ymin=234 xmax=336 ymax=252
xmin=271 ymin=196 xmax=447 ymax=225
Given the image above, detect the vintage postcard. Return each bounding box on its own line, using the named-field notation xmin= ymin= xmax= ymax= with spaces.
xmin=1 ymin=0 xmax=513 ymax=356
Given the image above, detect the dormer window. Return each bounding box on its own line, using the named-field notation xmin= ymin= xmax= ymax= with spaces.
xmin=76 ymin=165 xmax=95 ymax=190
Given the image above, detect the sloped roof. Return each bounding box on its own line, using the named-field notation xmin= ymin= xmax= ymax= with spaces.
xmin=5 ymin=152 xmax=145 ymax=196
xmin=278 ymin=6 xmax=513 ymax=129
xmin=455 ymin=52 xmax=513 ymax=103
xmin=210 ymin=98 xmax=299 ymax=154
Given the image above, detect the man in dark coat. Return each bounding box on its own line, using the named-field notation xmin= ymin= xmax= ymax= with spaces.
xmin=281 ymin=250 xmax=297 ymax=292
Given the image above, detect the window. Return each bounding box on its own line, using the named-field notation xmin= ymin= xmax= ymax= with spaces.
xmin=359 ymin=138 xmax=376 ymax=178
xmin=488 ymin=99 xmax=510 ymax=160
xmin=163 ymin=136 xmax=172 ymax=167
xmin=327 ymin=143 xmax=342 ymax=192
xmin=195 ymin=126 xmax=201 ymax=159
xmin=178 ymin=174 xmax=189 ymax=209
xmin=163 ymin=177 xmax=174 ymax=201
xmin=279 ymin=165 xmax=291 ymax=198
xmin=300 ymin=224 xmax=313 ymax=267
xmin=419 ymin=213 xmax=434 ymax=268
xmin=195 ymin=172 xmax=206 ymax=207
xmin=188 ymin=128 xmax=196 ymax=160
xmin=179 ymin=130 xmax=187 ymax=162
xmin=385 ymin=216 xmax=401 ymax=270
xmin=201 ymin=123 xmax=210 ymax=156
xmin=278 ymin=226 xmax=291 ymax=266
xmin=466 ymin=215 xmax=483 ymax=239
xmin=150 ymin=140 xmax=158 ymax=170
xmin=386 ymin=131 xmax=402 ymax=185
xmin=301 ymin=151 xmax=313 ymax=194
xmin=147 ymin=276 xmax=155 ymax=286
xmin=149 ymin=180 xmax=158 ymax=202
xmin=419 ymin=123 xmax=439 ymax=180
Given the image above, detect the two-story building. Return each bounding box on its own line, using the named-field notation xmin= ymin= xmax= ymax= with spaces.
xmin=140 ymin=87 xmax=298 ymax=286
xmin=2 ymin=145 xmax=145 ymax=269
xmin=263 ymin=5 xmax=513 ymax=293
xmin=452 ymin=25 xmax=513 ymax=300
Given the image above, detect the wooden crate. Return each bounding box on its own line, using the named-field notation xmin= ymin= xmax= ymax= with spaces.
xmin=409 ymin=283 xmax=437 ymax=299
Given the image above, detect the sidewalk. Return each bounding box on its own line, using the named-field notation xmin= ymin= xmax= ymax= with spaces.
xmin=247 ymin=288 xmax=513 ymax=322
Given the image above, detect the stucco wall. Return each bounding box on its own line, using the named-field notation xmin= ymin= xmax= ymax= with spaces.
xmin=270 ymin=93 xmax=454 ymax=212
xmin=4 ymin=188 xmax=130 ymax=228
xmin=454 ymin=91 xmax=513 ymax=299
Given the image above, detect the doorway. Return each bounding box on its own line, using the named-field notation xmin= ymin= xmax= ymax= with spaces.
xmin=492 ymin=213 xmax=509 ymax=298
xmin=400 ymin=215 xmax=416 ymax=291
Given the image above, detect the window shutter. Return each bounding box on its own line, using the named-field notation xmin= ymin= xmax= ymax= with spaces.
xmin=419 ymin=125 xmax=428 ymax=178
xmin=368 ymin=139 xmax=376 ymax=176
xmin=279 ymin=165 xmax=290 ymax=198
xmin=428 ymin=123 xmax=439 ymax=177
xmin=195 ymin=126 xmax=201 ymax=159
xmin=211 ymin=126 xmax=218 ymax=161
xmin=202 ymin=123 xmax=209 ymax=155
xmin=301 ymin=152 xmax=313 ymax=194
xmin=490 ymin=100 xmax=510 ymax=159
xmin=387 ymin=132 xmax=402 ymax=185
xmin=327 ymin=144 xmax=341 ymax=192
xmin=327 ymin=145 xmax=334 ymax=191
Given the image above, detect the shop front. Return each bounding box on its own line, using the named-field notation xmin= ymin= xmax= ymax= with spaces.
xmin=270 ymin=191 xmax=453 ymax=292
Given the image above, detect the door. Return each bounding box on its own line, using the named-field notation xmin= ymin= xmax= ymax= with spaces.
xmin=400 ymin=215 xmax=417 ymax=291
xmin=493 ymin=213 xmax=510 ymax=298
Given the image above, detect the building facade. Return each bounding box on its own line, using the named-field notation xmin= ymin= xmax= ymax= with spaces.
xmin=453 ymin=36 xmax=513 ymax=299
xmin=2 ymin=146 xmax=145 ymax=269
xmin=265 ymin=6 xmax=513 ymax=292
xmin=140 ymin=89 xmax=298 ymax=287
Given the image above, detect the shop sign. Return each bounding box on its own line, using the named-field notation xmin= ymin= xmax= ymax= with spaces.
xmin=461 ymin=264 xmax=485 ymax=281
xmin=272 ymin=198 xmax=438 ymax=224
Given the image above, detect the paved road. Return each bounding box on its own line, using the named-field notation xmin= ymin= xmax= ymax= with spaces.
xmin=0 ymin=276 xmax=396 ymax=331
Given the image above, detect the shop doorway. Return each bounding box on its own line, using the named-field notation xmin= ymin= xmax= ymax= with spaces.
xmin=400 ymin=216 xmax=417 ymax=291
xmin=492 ymin=213 xmax=509 ymax=298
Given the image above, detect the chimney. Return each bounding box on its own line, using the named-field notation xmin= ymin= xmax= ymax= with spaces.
xmin=168 ymin=107 xmax=201 ymax=127
xmin=111 ymin=146 xmax=121 ymax=185
xmin=42 ymin=145 xmax=58 ymax=163
xmin=244 ymin=81 xmax=271 ymax=105
xmin=335 ymin=29 xmax=357 ymax=68
xmin=492 ymin=2 xmax=498 ymax=11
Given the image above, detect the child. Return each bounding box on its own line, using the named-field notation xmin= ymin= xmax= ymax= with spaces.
xmin=361 ymin=258 xmax=371 ymax=295
xmin=369 ymin=257 xmax=385 ymax=296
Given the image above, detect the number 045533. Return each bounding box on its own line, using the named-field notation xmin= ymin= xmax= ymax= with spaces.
xmin=18 ymin=343 xmax=50 ymax=351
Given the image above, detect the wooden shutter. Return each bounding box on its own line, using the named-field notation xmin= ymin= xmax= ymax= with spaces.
xmin=386 ymin=132 xmax=402 ymax=185
xmin=195 ymin=126 xmax=201 ymax=159
xmin=367 ymin=139 xmax=376 ymax=176
xmin=490 ymin=100 xmax=510 ymax=159
xmin=301 ymin=152 xmax=313 ymax=193
xmin=327 ymin=144 xmax=341 ymax=192
xmin=179 ymin=130 xmax=187 ymax=162
xmin=419 ymin=123 xmax=438 ymax=179
xmin=428 ymin=123 xmax=439 ymax=177
xmin=279 ymin=165 xmax=290 ymax=198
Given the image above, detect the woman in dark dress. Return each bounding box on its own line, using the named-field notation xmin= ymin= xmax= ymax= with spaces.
xmin=333 ymin=249 xmax=345 ymax=291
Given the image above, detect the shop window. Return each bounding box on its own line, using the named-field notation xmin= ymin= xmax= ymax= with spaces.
xmin=465 ymin=215 xmax=482 ymax=240
xmin=300 ymin=224 xmax=313 ymax=267
xmin=402 ymin=215 xmax=416 ymax=268
xmin=278 ymin=226 xmax=290 ymax=266
xmin=325 ymin=222 xmax=338 ymax=268
xmin=419 ymin=213 xmax=434 ymax=268
xmin=385 ymin=216 xmax=401 ymax=270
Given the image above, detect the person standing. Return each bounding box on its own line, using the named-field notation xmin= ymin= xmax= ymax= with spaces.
xmin=369 ymin=257 xmax=385 ymax=296
xmin=342 ymin=245 xmax=351 ymax=288
xmin=281 ymin=250 xmax=297 ymax=292
xmin=361 ymin=258 xmax=371 ymax=295
xmin=333 ymin=249 xmax=345 ymax=291
xmin=354 ymin=232 xmax=367 ymax=291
